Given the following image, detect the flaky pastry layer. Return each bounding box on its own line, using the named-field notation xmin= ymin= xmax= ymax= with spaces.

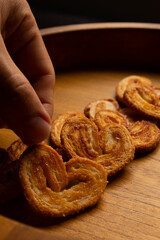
xmin=123 ymin=80 xmax=160 ymax=122
xmin=129 ymin=120 xmax=160 ymax=152
xmin=51 ymin=111 xmax=85 ymax=148
xmin=94 ymin=109 xmax=129 ymax=130
xmin=19 ymin=144 xmax=107 ymax=217
xmin=84 ymin=99 xmax=119 ymax=119
xmin=116 ymin=75 xmax=152 ymax=104
xmin=97 ymin=124 xmax=135 ymax=177
xmin=61 ymin=116 xmax=102 ymax=159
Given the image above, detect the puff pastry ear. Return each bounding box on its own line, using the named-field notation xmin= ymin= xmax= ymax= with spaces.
xmin=50 ymin=111 xmax=85 ymax=148
xmin=97 ymin=124 xmax=135 ymax=177
xmin=19 ymin=144 xmax=107 ymax=217
xmin=129 ymin=120 xmax=160 ymax=153
xmin=84 ymin=99 xmax=119 ymax=119
xmin=94 ymin=109 xmax=129 ymax=130
xmin=116 ymin=75 xmax=152 ymax=104
xmin=123 ymin=80 xmax=160 ymax=122
xmin=61 ymin=116 xmax=102 ymax=159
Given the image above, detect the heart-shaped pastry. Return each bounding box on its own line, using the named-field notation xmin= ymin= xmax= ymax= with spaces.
xmin=60 ymin=114 xmax=135 ymax=177
xmin=123 ymin=80 xmax=160 ymax=122
xmin=97 ymin=124 xmax=135 ymax=177
xmin=116 ymin=75 xmax=152 ymax=104
xmin=84 ymin=99 xmax=119 ymax=119
xmin=19 ymin=144 xmax=107 ymax=217
xmin=129 ymin=120 xmax=160 ymax=152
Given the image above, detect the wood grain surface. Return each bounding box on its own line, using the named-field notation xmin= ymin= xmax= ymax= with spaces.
xmin=1 ymin=23 xmax=160 ymax=240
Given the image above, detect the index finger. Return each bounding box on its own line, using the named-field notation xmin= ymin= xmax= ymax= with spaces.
xmin=4 ymin=1 xmax=55 ymax=118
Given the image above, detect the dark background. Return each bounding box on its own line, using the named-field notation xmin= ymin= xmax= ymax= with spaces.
xmin=27 ymin=0 xmax=160 ymax=29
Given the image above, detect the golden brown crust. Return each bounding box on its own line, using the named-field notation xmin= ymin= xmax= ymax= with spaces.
xmin=116 ymin=75 xmax=152 ymax=104
xmin=84 ymin=99 xmax=120 ymax=119
xmin=7 ymin=138 xmax=27 ymax=163
xmin=61 ymin=116 xmax=102 ymax=159
xmin=97 ymin=124 xmax=135 ymax=177
xmin=123 ymin=80 xmax=160 ymax=122
xmin=94 ymin=110 xmax=130 ymax=130
xmin=129 ymin=120 xmax=160 ymax=152
xmin=50 ymin=111 xmax=85 ymax=148
xmin=19 ymin=144 xmax=107 ymax=217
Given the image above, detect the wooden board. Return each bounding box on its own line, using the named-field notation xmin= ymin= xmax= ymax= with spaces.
xmin=1 ymin=23 xmax=160 ymax=240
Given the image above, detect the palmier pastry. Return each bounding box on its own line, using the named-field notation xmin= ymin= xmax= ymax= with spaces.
xmin=0 ymin=139 xmax=27 ymax=203
xmin=123 ymin=80 xmax=160 ymax=122
xmin=19 ymin=144 xmax=107 ymax=217
xmin=84 ymin=99 xmax=119 ymax=119
xmin=61 ymin=116 xmax=102 ymax=159
xmin=97 ymin=124 xmax=135 ymax=177
xmin=51 ymin=111 xmax=85 ymax=148
xmin=116 ymin=75 xmax=152 ymax=104
xmin=94 ymin=110 xmax=129 ymax=130
xmin=129 ymin=120 xmax=160 ymax=153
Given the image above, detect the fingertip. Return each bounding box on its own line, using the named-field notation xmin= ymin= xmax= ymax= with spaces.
xmin=20 ymin=116 xmax=51 ymax=145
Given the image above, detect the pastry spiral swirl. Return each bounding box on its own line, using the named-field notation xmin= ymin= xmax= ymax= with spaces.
xmin=57 ymin=114 xmax=135 ymax=177
xmin=94 ymin=110 xmax=129 ymax=130
xmin=19 ymin=144 xmax=107 ymax=217
xmin=61 ymin=116 xmax=102 ymax=159
xmin=51 ymin=111 xmax=85 ymax=148
xmin=129 ymin=120 xmax=160 ymax=152
xmin=116 ymin=75 xmax=152 ymax=104
xmin=123 ymin=80 xmax=160 ymax=122
xmin=84 ymin=99 xmax=119 ymax=119
xmin=97 ymin=124 xmax=135 ymax=177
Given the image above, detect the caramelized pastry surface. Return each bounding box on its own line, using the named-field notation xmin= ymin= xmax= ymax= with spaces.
xmin=116 ymin=75 xmax=152 ymax=104
xmin=94 ymin=110 xmax=129 ymax=130
xmin=123 ymin=80 xmax=160 ymax=122
xmin=7 ymin=138 xmax=27 ymax=163
xmin=84 ymin=99 xmax=119 ymax=119
xmin=129 ymin=120 xmax=160 ymax=152
xmin=61 ymin=116 xmax=102 ymax=159
xmin=19 ymin=144 xmax=107 ymax=217
xmin=97 ymin=124 xmax=135 ymax=177
xmin=51 ymin=111 xmax=85 ymax=148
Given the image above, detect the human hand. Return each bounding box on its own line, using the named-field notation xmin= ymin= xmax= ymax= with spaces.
xmin=0 ymin=0 xmax=55 ymax=145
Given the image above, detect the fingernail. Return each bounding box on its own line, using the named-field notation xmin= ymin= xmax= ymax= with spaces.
xmin=22 ymin=116 xmax=51 ymax=145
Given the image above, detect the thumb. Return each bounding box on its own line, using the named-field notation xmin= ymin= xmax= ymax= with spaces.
xmin=0 ymin=35 xmax=51 ymax=145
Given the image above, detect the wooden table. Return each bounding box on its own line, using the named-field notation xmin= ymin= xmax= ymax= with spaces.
xmin=1 ymin=23 xmax=160 ymax=240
